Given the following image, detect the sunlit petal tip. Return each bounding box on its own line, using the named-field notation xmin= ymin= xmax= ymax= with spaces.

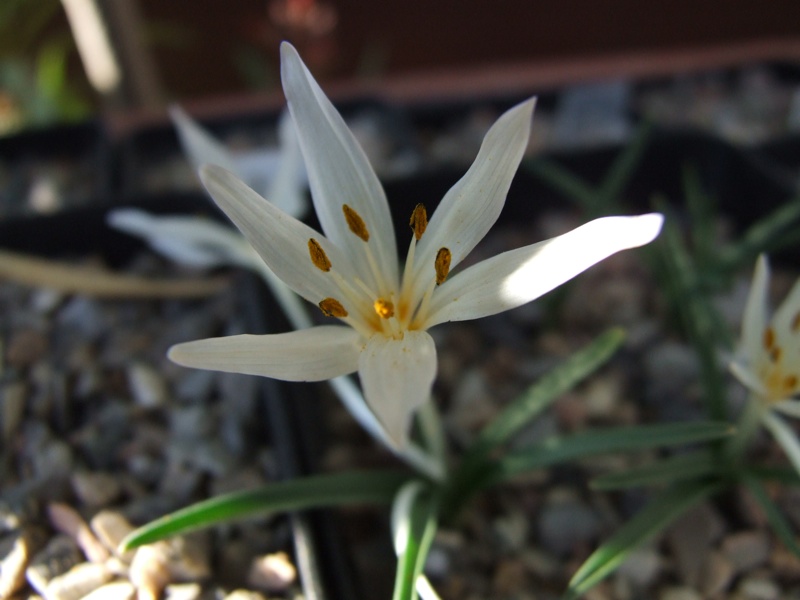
xmin=629 ymin=212 xmax=665 ymax=245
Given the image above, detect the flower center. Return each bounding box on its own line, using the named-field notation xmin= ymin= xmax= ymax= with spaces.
xmin=305 ymin=203 xmax=451 ymax=340
xmin=760 ymin=325 xmax=800 ymax=403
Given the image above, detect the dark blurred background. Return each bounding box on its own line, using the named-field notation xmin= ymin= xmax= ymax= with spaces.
xmin=1 ymin=0 xmax=798 ymax=133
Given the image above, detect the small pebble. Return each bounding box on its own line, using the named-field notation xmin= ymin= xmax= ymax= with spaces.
xmin=26 ymin=534 xmax=83 ymax=595
xmin=721 ymin=530 xmax=771 ymax=573
xmin=735 ymin=576 xmax=781 ymax=600
xmin=45 ymin=561 xmax=112 ymax=600
xmin=81 ymin=580 xmax=136 ymax=600
xmin=659 ymin=586 xmax=703 ymax=600
xmin=71 ymin=471 xmax=122 ymax=508
xmin=89 ymin=511 xmax=135 ymax=561
xmin=700 ymin=550 xmax=735 ymax=597
xmin=247 ymin=551 xmax=297 ymax=593
xmin=0 ymin=529 xmax=41 ymax=597
xmin=47 ymin=503 xmax=109 ymax=563
xmin=127 ymin=362 xmax=169 ymax=408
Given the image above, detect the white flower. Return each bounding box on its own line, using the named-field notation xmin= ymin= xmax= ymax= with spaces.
xmin=730 ymin=255 xmax=800 ymax=473
xmin=168 ymin=42 xmax=664 ymax=448
xmin=170 ymin=105 xmax=308 ymax=218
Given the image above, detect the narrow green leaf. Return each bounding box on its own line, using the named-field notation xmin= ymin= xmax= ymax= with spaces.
xmin=747 ymin=466 xmax=800 ymax=486
xmin=441 ymin=329 xmax=625 ymax=515
xmin=591 ymin=451 xmax=718 ymax=490
xmin=121 ymin=470 xmax=409 ymax=550
xmin=597 ymin=120 xmax=654 ymax=212
xmin=492 ymin=422 xmax=732 ymax=484
xmin=742 ymin=474 xmax=800 ymax=558
xmin=524 ymin=158 xmax=597 ymax=210
xmin=564 ymin=480 xmax=723 ymax=599
xmin=476 ymin=328 xmax=626 ymax=455
xmin=392 ymin=484 xmax=439 ymax=600
xmin=718 ymin=197 xmax=800 ymax=274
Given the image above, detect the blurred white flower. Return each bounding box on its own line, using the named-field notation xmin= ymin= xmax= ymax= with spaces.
xmin=170 ymin=105 xmax=308 ymax=218
xmin=730 ymin=254 xmax=800 ymax=474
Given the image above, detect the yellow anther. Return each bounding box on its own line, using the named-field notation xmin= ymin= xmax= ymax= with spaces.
xmin=785 ymin=374 xmax=798 ymax=391
xmin=374 ymin=298 xmax=395 ymax=319
xmin=771 ymin=346 xmax=783 ymax=363
xmin=342 ymin=204 xmax=370 ymax=242
xmin=318 ymin=297 xmax=348 ymax=318
xmin=409 ymin=203 xmax=428 ymax=241
xmin=435 ymin=247 xmax=451 ymax=285
xmin=763 ymin=327 xmax=775 ymax=350
xmin=308 ymin=238 xmax=332 ymax=272
xmin=793 ymin=312 xmax=800 ymax=332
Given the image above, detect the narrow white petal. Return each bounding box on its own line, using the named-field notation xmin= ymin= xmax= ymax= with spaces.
xmin=280 ymin=42 xmax=398 ymax=291
xmin=740 ymin=255 xmax=770 ymax=364
xmin=108 ymin=209 xmax=258 ymax=269
xmin=170 ymin=105 xmax=238 ymax=173
xmin=774 ymin=399 xmax=800 ymax=418
xmin=266 ymin=111 xmax=308 ymax=218
xmin=168 ymin=326 xmax=360 ymax=381
xmin=771 ymin=269 xmax=800 ymax=359
xmin=358 ymin=331 xmax=437 ymax=449
xmin=412 ymin=99 xmax=535 ymax=289
xmin=729 ymin=360 xmax=769 ymax=398
xmin=762 ymin=411 xmax=800 ymax=477
xmin=426 ymin=214 xmax=664 ymax=326
xmin=200 ymin=165 xmax=355 ymax=305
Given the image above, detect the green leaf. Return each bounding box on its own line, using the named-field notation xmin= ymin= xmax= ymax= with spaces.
xmin=121 ymin=470 xmax=409 ymax=550
xmin=742 ymin=474 xmax=800 ymax=558
xmin=492 ymin=422 xmax=732 ymax=484
xmin=440 ymin=329 xmax=625 ymax=515
xmin=747 ymin=466 xmax=800 ymax=486
xmin=391 ymin=483 xmax=439 ymax=600
xmin=524 ymin=158 xmax=597 ymax=211
xmin=596 ymin=120 xmax=654 ymax=213
xmin=476 ymin=328 xmax=626 ymax=456
xmin=591 ymin=450 xmax=718 ymax=490
xmin=564 ymin=480 xmax=723 ymax=599
xmin=718 ymin=197 xmax=800 ymax=275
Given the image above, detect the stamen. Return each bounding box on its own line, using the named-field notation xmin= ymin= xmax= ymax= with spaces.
xmin=374 ymin=298 xmax=395 ymax=319
xmin=308 ymin=238 xmax=331 ymax=272
xmin=763 ymin=327 xmax=775 ymax=350
xmin=409 ymin=204 xmax=428 ymax=241
xmin=793 ymin=312 xmax=800 ymax=332
xmin=435 ymin=247 xmax=451 ymax=285
xmin=771 ymin=347 xmax=783 ymax=363
xmin=785 ymin=374 xmax=798 ymax=391
xmin=343 ymin=204 xmax=370 ymax=242
xmin=318 ymin=297 xmax=348 ymax=318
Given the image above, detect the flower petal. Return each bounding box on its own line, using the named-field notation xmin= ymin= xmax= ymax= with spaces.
xmin=280 ymin=42 xmax=398 ymax=292
xmin=108 ymin=209 xmax=257 ymax=269
xmin=200 ymin=165 xmax=354 ymax=305
xmin=762 ymin=411 xmax=800 ymax=477
xmin=740 ymin=254 xmax=770 ymax=364
xmin=775 ymin=399 xmax=800 ymax=419
xmin=168 ymin=325 xmax=360 ymax=381
xmin=412 ymin=98 xmax=535 ymax=291
xmin=170 ymin=105 xmax=238 ymax=173
xmin=425 ymin=214 xmax=663 ymax=326
xmin=770 ymin=264 xmax=800 ymax=360
xmin=729 ymin=359 xmax=769 ymax=398
xmin=358 ymin=330 xmax=437 ymax=449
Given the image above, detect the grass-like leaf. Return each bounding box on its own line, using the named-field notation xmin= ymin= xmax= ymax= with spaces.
xmin=590 ymin=450 xmax=718 ymax=490
xmin=391 ymin=484 xmax=439 ymax=600
xmin=121 ymin=470 xmax=409 ymax=550
xmin=491 ymin=422 xmax=732 ymax=484
xmin=564 ymin=480 xmax=723 ymax=599
xmin=717 ymin=196 xmax=800 ymax=275
xmin=440 ymin=329 xmax=625 ymax=514
xmin=742 ymin=473 xmax=800 ymax=558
